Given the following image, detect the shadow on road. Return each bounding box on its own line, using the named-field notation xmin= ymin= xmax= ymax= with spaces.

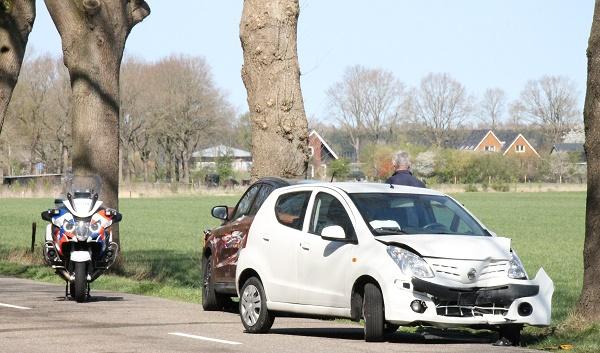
xmin=53 ymin=295 xmax=125 ymax=302
xmin=87 ymin=295 xmax=125 ymax=302
xmin=270 ymin=326 xmax=497 ymax=345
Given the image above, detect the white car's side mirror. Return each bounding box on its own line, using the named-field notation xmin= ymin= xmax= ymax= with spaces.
xmin=321 ymin=225 xmax=346 ymax=241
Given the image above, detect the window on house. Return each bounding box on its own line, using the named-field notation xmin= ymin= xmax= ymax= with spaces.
xmin=515 ymin=145 xmax=525 ymax=152
xmin=484 ymin=145 xmax=496 ymax=152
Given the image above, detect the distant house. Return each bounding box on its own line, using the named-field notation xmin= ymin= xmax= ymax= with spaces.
xmin=550 ymin=143 xmax=586 ymax=164
xmin=458 ymin=130 xmax=540 ymax=158
xmin=191 ymin=145 xmax=252 ymax=172
xmin=308 ymin=130 xmax=339 ymax=179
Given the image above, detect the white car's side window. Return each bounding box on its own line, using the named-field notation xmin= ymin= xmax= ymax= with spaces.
xmin=309 ymin=192 xmax=355 ymax=238
xmin=274 ymin=191 xmax=311 ymax=231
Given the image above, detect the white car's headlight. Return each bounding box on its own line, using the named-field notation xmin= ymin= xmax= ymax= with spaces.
xmin=508 ymin=251 xmax=528 ymax=279
xmin=387 ymin=246 xmax=434 ymax=278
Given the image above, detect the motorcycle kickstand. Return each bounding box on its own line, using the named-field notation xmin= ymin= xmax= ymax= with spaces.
xmin=64 ymin=281 xmax=69 ymax=300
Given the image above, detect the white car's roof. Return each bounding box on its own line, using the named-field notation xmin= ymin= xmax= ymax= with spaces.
xmin=279 ymin=182 xmax=445 ymax=196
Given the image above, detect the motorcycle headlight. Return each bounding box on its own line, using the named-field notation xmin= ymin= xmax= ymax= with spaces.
xmin=75 ymin=221 xmax=91 ymax=241
xmin=387 ymin=246 xmax=434 ymax=278
xmin=508 ymin=251 xmax=528 ymax=279
xmin=63 ymin=221 xmax=75 ymax=233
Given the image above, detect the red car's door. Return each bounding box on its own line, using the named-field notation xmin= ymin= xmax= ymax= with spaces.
xmin=212 ymin=183 xmax=275 ymax=283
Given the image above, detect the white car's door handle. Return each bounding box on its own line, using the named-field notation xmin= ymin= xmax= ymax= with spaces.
xmin=300 ymin=242 xmax=310 ymax=250
xmin=262 ymin=236 xmax=270 ymax=242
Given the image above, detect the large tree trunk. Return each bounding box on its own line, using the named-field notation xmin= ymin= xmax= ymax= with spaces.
xmin=44 ymin=0 xmax=149 ymax=254
xmin=0 ymin=0 xmax=35 ymax=137
xmin=579 ymin=0 xmax=600 ymax=321
xmin=240 ymin=0 xmax=308 ymax=179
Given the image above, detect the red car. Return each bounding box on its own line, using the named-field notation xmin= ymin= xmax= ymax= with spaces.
xmin=202 ymin=177 xmax=290 ymax=310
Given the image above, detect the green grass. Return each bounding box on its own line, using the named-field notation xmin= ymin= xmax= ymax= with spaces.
xmin=453 ymin=192 xmax=585 ymax=323
xmin=0 ymin=192 xmax=596 ymax=351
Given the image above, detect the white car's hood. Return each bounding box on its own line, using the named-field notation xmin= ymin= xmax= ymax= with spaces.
xmin=376 ymin=234 xmax=512 ymax=261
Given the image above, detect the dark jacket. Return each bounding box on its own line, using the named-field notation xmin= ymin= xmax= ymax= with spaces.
xmin=385 ymin=170 xmax=426 ymax=188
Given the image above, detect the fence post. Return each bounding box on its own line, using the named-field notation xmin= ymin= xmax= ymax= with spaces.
xmin=31 ymin=222 xmax=36 ymax=253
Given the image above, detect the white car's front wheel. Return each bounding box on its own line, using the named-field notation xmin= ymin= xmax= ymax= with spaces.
xmin=240 ymin=277 xmax=274 ymax=333
xmin=363 ymin=282 xmax=385 ymax=342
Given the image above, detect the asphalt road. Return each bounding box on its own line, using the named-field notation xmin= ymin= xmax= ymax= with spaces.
xmin=0 ymin=277 xmax=545 ymax=353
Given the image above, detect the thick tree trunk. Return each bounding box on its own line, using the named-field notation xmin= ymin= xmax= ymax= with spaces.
xmin=44 ymin=0 xmax=149 ymax=254
xmin=240 ymin=0 xmax=308 ymax=179
xmin=579 ymin=0 xmax=600 ymax=321
xmin=0 ymin=0 xmax=35 ymax=137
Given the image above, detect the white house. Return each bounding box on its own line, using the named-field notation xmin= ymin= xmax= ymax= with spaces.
xmin=192 ymin=145 xmax=253 ymax=172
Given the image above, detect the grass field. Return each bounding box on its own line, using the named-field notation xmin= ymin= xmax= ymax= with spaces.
xmin=0 ymin=192 xmax=596 ymax=351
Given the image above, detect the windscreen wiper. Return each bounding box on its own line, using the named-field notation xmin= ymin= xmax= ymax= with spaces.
xmin=372 ymin=227 xmax=408 ymax=235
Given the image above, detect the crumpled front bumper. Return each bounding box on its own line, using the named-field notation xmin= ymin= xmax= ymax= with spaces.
xmin=383 ymin=268 xmax=554 ymax=327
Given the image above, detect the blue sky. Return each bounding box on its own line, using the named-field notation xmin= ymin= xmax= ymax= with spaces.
xmin=29 ymin=0 xmax=594 ymax=121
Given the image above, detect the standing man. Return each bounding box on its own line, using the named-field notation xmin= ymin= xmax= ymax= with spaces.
xmin=386 ymin=150 xmax=425 ymax=188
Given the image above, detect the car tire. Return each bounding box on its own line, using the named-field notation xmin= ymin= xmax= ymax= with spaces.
xmin=239 ymin=277 xmax=274 ymax=333
xmin=495 ymin=324 xmax=522 ymax=346
xmin=201 ymin=255 xmax=230 ymax=311
xmin=363 ymin=282 xmax=385 ymax=342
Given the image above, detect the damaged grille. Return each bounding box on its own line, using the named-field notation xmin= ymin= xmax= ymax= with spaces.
xmin=412 ymin=277 xmax=540 ymax=318
xmin=433 ymin=288 xmax=510 ymax=317
xmin=435 ymin=300 xmax=509 ymax=317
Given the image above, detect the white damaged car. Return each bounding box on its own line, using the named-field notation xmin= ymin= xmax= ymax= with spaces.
xmin=235 ymin=182 xmax=553 ymax=345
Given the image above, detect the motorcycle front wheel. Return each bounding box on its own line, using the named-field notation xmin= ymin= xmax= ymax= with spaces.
xmin=71 ymin=262 xmax=88 ymax=303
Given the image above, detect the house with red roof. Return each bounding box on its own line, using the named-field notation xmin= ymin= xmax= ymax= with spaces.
xmin=458 ymin=130 xmax=540 ymax=158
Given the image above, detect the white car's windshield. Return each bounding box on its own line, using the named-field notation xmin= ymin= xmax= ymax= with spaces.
xmin=349 ymin=193 xmax=489 ymax=236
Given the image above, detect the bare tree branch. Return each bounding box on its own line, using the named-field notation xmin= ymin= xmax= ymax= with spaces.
xmin=478 ymin=87 xmax=506 ymax=130
xmin=518 ymin=75 xmax=580 ymax=143
xmin=404 ymin=73 xmax=472 ymax=147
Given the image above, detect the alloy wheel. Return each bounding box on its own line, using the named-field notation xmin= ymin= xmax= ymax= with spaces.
xmin=241 ymin=284 xmax=261 ymax=326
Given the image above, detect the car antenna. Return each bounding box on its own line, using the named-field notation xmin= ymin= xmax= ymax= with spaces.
xmin=330 ymin=171 xmax=336 ymax=183
xmin=389 ymin=183 xmax=394 ymax=189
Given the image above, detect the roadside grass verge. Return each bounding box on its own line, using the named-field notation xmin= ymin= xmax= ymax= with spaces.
xmin=0 ymin=192 xmax=597 ymax=351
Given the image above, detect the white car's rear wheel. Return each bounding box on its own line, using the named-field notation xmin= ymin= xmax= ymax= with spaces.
xmin=240 ymin=277 xmax=274 ymax=333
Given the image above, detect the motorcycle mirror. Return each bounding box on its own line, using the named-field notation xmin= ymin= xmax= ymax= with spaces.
xmin=41 ymin=210 xmax=54 ymax=222
xmin=105 ymin=208 xmax=123 ymax=223
xmin=113 ymin=212 xmax=123 ymax=223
